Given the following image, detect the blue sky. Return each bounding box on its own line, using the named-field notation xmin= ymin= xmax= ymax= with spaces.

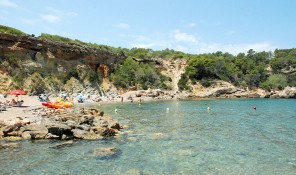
xmin=1 ymin=0 xmax=295 ymax=55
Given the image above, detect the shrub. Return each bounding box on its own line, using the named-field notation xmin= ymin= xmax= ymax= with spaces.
xmin=178 ymin=73 xmax=189 ymax=90
xmin=266 ymin=74 xmax=287 ymax=90
xmin=0 ymin=25 xmax=25 ymax=36
xmin=201 ymin=79 xmax=211 ymax=87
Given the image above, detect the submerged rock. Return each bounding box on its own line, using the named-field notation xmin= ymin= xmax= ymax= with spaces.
xmin=94 ymin=147 xmax=121 ymax=160
xmin=0 ymin=142 xmax=20 ymax=149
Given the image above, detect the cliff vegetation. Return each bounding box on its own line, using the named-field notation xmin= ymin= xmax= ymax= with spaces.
xmin=0 ymin=25 xmax=295 ymax=97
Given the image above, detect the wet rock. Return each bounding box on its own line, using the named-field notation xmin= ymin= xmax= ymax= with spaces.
xmin=101 ymin=128 xmax=116 ymax=137
xmin=1 ymin=125 xmax=19 ymax=137
xmin=6 ymin=131 xmax=22 ymax=137
xmin=65 ymin=120 xmax=78 ymax=128
xmin=45 ymin=133 xmax=60 ymax=139
xmin=109 ymin=121 xmax=121 ymax=130
xmin=52 ymin=140 xmax=76 ymax=148
xmin=79 ymin=115 xmax=94 ymax=125
xmin=46 ymin=123 xmax=72 ymax=136
xmin=72 ymin=129 xmax=88 ymax=139
xmin=0 ymin=106 xmax=122 ymax=141
xmin=0 ymin=142 xmax=20 ymax=149
xmin=87 ymin=108 xmax=100 ymax=115
xmin=92 ymin=126 xmax=105 ymax=135
xmin=94 ymin=147 xmax=120 ymax=160
xmin=61 ymin=134 xmax=74 ymax=140
xmin=21 ymin=131 xmax=31 ymax=139
xmin=123 ymin=169 xmax=142 ymax=175
xmin=152 ymin=132 xmax=167 ymax=139
xmin=93 ymin=119 xmax=108 ymax=128
xmin=22 ymin=124 xmax=48 ymax=139
xmin=2 ymin=136 xmax=23 ymax=141
xmin=72 ymin=129 xmax=101 ymax=140
xmin=76 ymin=124 xmax=91 ymax=131
xmin=30 ymin=132 xmax=48 ymax=139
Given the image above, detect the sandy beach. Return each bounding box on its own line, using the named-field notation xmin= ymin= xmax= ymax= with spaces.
xmin=0 ymin=90 xmax=179 ymax=125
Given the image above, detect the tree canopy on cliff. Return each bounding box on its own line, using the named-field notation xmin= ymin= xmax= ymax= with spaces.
xmin=110 ymin=57 xmax=170 ymax=90
xmin=178 ymin=48 xmax=296 ymax=90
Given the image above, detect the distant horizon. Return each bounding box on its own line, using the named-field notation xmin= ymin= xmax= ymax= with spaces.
xmin=1 ymin=0 xmax=295 ymax=55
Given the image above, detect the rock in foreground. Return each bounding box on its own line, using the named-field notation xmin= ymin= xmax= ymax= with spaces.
xmin=0 ymin=107 xmax=122 ymax=140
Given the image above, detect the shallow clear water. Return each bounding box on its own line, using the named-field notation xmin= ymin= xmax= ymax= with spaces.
xmin=0 ymin=99 xmax=295 ymax=174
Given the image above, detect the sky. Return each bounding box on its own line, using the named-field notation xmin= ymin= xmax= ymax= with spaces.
xmin=0 ymin=0 xmax=295 ymax=55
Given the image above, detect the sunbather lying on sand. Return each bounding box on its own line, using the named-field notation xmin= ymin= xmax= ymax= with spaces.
xmin=8 ymin=99 xmax=24 ymax=107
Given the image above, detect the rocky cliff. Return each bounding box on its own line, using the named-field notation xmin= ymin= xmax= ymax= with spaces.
xmin=1 ymin=33 xmax=295 ymax=98
xmin=0 ymin=33 xmax=124 ymax=71
xmin=0 ymin=33 xmax=125 ymax=95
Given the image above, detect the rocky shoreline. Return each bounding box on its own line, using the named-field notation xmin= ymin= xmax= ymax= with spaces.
xmin=0 ymin=107 xmax=122 ymax=141
xmin=1 ymin=85 xmax=295 ymax=142
xmin=186 ymin=82 xmax=296 ymax=99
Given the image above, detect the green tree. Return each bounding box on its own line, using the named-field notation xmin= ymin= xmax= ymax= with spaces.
xmin=266 ymin=74 xmax=287 ymax=90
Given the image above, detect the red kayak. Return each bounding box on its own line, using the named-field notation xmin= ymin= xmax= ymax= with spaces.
xmin=42 ymin=102 xmax=63 ymax=109
xmin=42 ymin=102 xmax=51 ymax=106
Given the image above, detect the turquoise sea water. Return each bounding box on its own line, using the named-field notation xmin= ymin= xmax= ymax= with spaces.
xmin=0 ymin=99 xmax=295 ymax=174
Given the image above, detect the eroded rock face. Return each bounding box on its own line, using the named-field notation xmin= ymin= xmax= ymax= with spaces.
xmin=0 ymin=33 xmax=126 ymax=94
xmin=0 ymin=33 xmax=125 ymax=71
xmin=0 ymin=107 xmax=122 ymax=140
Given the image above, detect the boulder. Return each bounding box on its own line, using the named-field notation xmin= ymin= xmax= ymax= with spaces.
xmin=92 ymin=126 xmax=105 ymax=135
xmin=1 ymin=125 xmax=19 ymax=137
xmin=279 ymin=87 xmax=296 ymax=98
xmin=109 ymin=121 xmax=121 ymax=130
xmin=72 ymin=129 xmax=101 ymax=139
xmin=72 ymin=129 xmax=88 ymax=139
xmin=46 ymin=123 xmax=72 ymax=136
xmin=93 ymin=119 xmax=108 ymax=128
xmin=6 ymin=131 xmax=22 ymax=137
xmin=76 ymin=124 xmax=91 ymax=131
xmin=21 ymin=131 xmax=31 ymax=139
xmin=79 ymin=115 xmax=94 ymax=125
xmin=101 ymin=128 xmax=116 ymax=137
xmin=21 ymin=124 xmax=48 ymax=139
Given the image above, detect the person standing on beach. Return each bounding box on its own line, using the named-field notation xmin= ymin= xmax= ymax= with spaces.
xmin=121 ymin=96 xmax=123 ymax=103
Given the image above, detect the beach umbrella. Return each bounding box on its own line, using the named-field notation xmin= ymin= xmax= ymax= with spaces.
xmin=8 ymin=90 xmax=26 ymax=101
xmin=8 ymin=90 xmax=26 ymax=95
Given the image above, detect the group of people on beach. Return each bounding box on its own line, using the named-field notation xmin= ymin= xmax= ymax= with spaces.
xmin=0 ymin=97 xmax=24 ymax=112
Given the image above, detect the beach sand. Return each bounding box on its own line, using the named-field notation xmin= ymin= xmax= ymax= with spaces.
xmin=0 ymin=92 xmax=178 ymax=124
xmin=0 ymin=95 xmax=47 ymax=121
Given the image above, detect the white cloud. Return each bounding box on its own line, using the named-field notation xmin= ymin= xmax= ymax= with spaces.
xmin=0 ymin=0 xmax=18 ymax=8
xmin=116 ymin=23 xmax=130 ymax=29
xmin=127 ymin=29 xmax=276 ymax=55
xmin=196 ymin=42 xmax=277 ymax=55
xmin=172 ymin=30 xmax=198 ymax=43
xmin=41 ymin=14 xmax=61 ymax=23
xmin=40 ymin=7 xmax=78 ymax=24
